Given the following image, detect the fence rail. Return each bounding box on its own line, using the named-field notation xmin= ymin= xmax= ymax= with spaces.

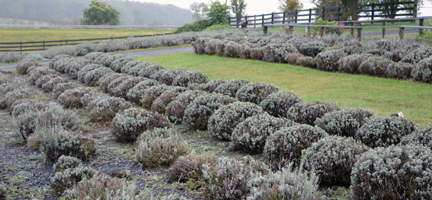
xmin=0 ymin=33 xmax=175 ymax=53
xmin=229 ymin=1 xmax=417 ymax=27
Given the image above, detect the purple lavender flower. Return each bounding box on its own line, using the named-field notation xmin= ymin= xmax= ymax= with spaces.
xmin=284 ymin=165 xmax=289 ymax=171
xmin=289 ymin=152 xmax=293 ymax=159
xmin=139 ymin=163 xmax=143 ymax=171
xmin=107 ymin=182 xmax=110 ymax=186
xmin=178 ymin=173 xmax=183 ymax=182
xmin=318 ymin=170 xmax=324 ymax=174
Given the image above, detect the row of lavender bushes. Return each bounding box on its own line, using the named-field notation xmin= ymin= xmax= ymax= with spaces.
xmin=193 ymin=32 xmax=432 ymax=84
xmin=34 ymin=52 xmax=432 ymax=199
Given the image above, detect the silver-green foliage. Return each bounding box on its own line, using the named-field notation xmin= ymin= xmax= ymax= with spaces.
xmin=119 ymin=60 xmax=141 ymax=74
xmin=53 ymin=57 xmax=75 ymax=73
xmin=400 ymin=124 xmax=432 ymax=150
xmin=125 ymin=79 xmax=160 ymax=103
xmin=57 ymin=87 xmax=93 ymax=108
xmin=400 ymin=45 xmax=432 ymax=64
xmin=16 ymin=59 xmax=41 ymax=75
xmin=52 ymin=82 xmax=78 ymax=99
xmin=11 ymin=99 xmax=46 ymax=117
xmin=0 ymin=89 xmax=29 ymax=110
xmin=65 ymin=58 xmax=95 ymax=79
xmin=358 ymin=56 xmax=394 ymax=77
xmin=75 ymin=42 xmax=102 ymax=56
xmin=77 ymin=64 xmax=105 ymax=83
xmin=301 ymin=135 xmax=369 ymax=187
xmin=165 ymin=90 xmax=207 ymax=123
xmin=88 ymin=97 xmax=132 ymax=122
xmin=35 ymin=74 xmax=59 ymax=88
xmin=28 ymin=67 xmax=58 ymax=85
xmin=263 ymin=43 xmax=299 ymax=63
xmin=287 ymin=101 xmax=341 ymax=126
xmin=385 ymin=62 xmax=414 ymax=80
xmin=411 ymin=56 xmax=432 ymax=83
xmin=199 ymin=79 xmax=228 ymax=93
xmin=231 ymin=113 xmax=296 ymax=153
xmin=53 ymin=155 xmax=84 ymax=172
xmin=42 ymin=45 xmax=78 ymax=59
xmin=299 ymin=41 xmax=327 ymax=57
xmin=356 ymin=116 xmax=419 ymax=148
xmin=316 ymin=50 xmax=347 ymax=71
xmin=315 ymin=108 xmax=376 ymax=138
xmin=110 ymin=77 xmax=146 ymax=98
xmin=135 ymin=63 xmax=165 ymax=78
xmin=183 ymin=93 xmax=236 ymax=130
xmin=109 ymin=56 xmax=134 ymax=72
xmin=172 ymin=71 xmax=210 ymax=87
xmin=338 ymin=54 xmax=366 ymax=74
xmin=50 ymin=166 xmax=96 ymax=193
xmin=208 ymin=102 xmax=264 ymax=140
xmin=83 ymin=67 xmax=113 ymax=86
xmin=351 ymin=145 xmax=432 ymax=199
xmin=263 ymin=124 xmax=328 ymax=169
xmin=260 ymin=91 xmax=303 ymax=118
xmin=0 ymin=51 xmax=23 ymax=63
xmin=235 ymin=82 xmax=279 ymax=105
xmin=150 ymin=68 xmax=187 ymax=85
xmin=214 ymin=79 xmax=250 ymax=97
xmin=84 ymin=52 xmax=103 ymax=61
xmin=99 ymin=73 xmax=127 ymax=93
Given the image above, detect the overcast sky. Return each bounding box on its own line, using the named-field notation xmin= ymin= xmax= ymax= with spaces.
xmin=133 ymin=0 xmax=432 ymax=17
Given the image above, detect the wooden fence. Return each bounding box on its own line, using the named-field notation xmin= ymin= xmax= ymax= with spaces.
xmin=0 ymin=33 xmax=175 ymax=53
xmin=229 ymin=1 xmax=418 ymax=27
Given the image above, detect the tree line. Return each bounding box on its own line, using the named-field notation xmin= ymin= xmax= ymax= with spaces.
xmin=0 ymin=0 xmax=193 ymax=25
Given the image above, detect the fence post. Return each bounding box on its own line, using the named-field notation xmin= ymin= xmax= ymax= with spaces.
xmin=43 ymin=41 xmax=45 ymax=50
xmin=262 ymin=14 xmax=264 ymax=27
xmin=320 ymin=27 xmax=325 ymax=37
xmin=322 ymin=7 xmax=326 ymax=20
xmin=307 ymin=25 xmax=311 ymax=37
xmin=295 ymin=10 xmax=298 ymax=23
xmin=350 ymin=22 xmax=355 ymax=37
xmin=399 ymin=27 xmax=405 ymax=40
xmin=289 ymin=26 xmax=294 ymax=34
xmin=236 ymin=17 xmax=239 ymax=28
xmin=414 ymin=0 xmax=418 ymax=18
xmin=371 ymin=4 xmax=375 ymax=24
xmin=271 ymin=12 xmax=274 ymax=24
xmin=66 ymin=39 xmax=68 ymax=45
xmin=254 ymin=15 xmax=256 ymax=28
xmin=391 ymin=1 xmax=395 ymax=19
xmin=358 ymin=27 xmax=362 ymax=41
xmin=383 ymin=21 xmax=387 ymax=38
xmin=283 ymin=11 xmax=286 ymax=24
xmin=20 ymin=42 xmax=22 ymax=54
xmin=111 ymin=37 xmax=113 ymax=41
xmin=419 ymin=18 xmax=424 ymax=36
xmin=338 ymin=6 xmax=341 ymax=21
xmin=263 ymin=26 xmax=268 ymax=35
xmin=309 ymin=9 xmax=312 ymax=23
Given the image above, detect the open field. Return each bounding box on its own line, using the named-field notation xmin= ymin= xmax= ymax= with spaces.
xmin=136 ymin=51 xmax=432 ymax=128
xmin=0 ymin=28 xmax=174 ymax=43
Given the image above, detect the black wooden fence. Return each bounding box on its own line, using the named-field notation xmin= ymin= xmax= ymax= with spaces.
xmin=229 ymin=1 xmax=418 ymax=27
xmin=0 ymin=33 xmax=175 ymax=53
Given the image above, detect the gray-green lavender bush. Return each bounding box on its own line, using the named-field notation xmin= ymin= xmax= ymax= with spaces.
xmin=208 ymin=101 xmax=264 ymax=140
xmin=109 ymin=56 xmax=134 ymax=72
xmin=0 ymin=51 xmax=23 ymax=63
xmin=53 ymin=155 xmax=84 ymax=172
xmin=356 ymin=116 xmax=419 ymax=148
xmin=200 ymin=79 xmax=228 ymax=93
xmin=301 ymin=135 xmax=369 ymax=187
xmin=316 ymin=50 xmax=347 ymax=71
xmin=150 ymin=86 xmax=189 ymax=114
xmin=358 ymin=56 xmax=394 ymax=77
xmin=65 ymin=58 xmax=95 ymax=79
xmin=98 ymin=73 xmax=127 ymax=93
xmin=83 ymin=67 xmax=114 ymax=86
xmin=183 ymin=93 xmax=236 ymax=130
xmin=135 ymin=63 xmax=165 ymax=78
xmin=260 ymin=91 xmax=303 ymax=118
xmin=172 ymin=71 xmax=210 ymax=87
xmin=315 ymin=108 xmax=376 ymax=138
xmin=11 ymin=99 xmax=47 ymax=117
xmin=151 ymin=68 xmax=187 ymax=85
xmin=287 ymin=101 xmax=341 ymax=126
xmin=385 ymin=62 xmax=414 ymax=80
xmin=299 ymin=41 xmax=327 ymax=57
xmin=52 ymin=82 xmax=77 ymax=99
xmin=263 ymin=43 xmax=298 ymax=63
xmin=28 ymin=67 xmax=58 ymax=85
xmin=351 ymin=145 xmax=432 ymax=199
xmin=42 ymin=76 xmax=69 ymax=92
xmin=119 ymin=60 xmax=141 ymax=74
xmin=42 ymin=46 xmax=77 ymax=59
xmin=57 ymin=87 xmax=93 ymax=108
xmin=235 ymin=82 xmax=279 ymax=105
xmin=214 ymin=79 xmax=250 ymax=97
xmin=165 ymin=90 xmax=207 ymax=123
xmin=400 ymin=45 xmax=432 ymax=64
xmin=230 ymin=113 xmax=296 ymax=153
xmin=109 ymin=76 xmax=146 ymax=99
xmin=35 ymin=74 xmax=60 ymax=88
xmin=50 ymin=166 xmax=96 ymax=193
xmin=400 ymin=124 xmax=432 ymax=150
xmin=0 ymin=89 xmax=29 ymax=111
xmin=338 ymin=54 xmax=365 ymax=74
xmin=16 ymin=59 xmax=41 ymax=75
xmin=411 ymin=56 xmax=432 ymax=83
xmin=140 ymin=85 xmax=172 ymax=109
xmin=125 ymin=79 xmax=160 ymax=103
xmin=88 ymin=97 xmax=132 ymax=122
xmin=77 ymin=64 xmax=105 ymax=83
xmin=84 ymin=52 xmax=103 ymax=61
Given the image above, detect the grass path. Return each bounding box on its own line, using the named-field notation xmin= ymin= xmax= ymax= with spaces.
xmin=136 ymin=52 xmax=432 ymax=127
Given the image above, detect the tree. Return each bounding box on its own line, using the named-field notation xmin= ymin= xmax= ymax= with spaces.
xmin=132 ymin=9 xmax=145 ymax=25
xmin=205 ymin=0 xmax=230 ymax=25
xmin=231 ymin=0 xmax=247 ymax=18
xmin=81 ymin=0 xmax=120 ymax=25
xmin=190 ymin=2 xmax=208 ymax=21
xmin=278 ymin=0 xmax=304 ymax=11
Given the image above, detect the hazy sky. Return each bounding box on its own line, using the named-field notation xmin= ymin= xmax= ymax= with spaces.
xmin=133 ymin=0 xmax=432 ymax=17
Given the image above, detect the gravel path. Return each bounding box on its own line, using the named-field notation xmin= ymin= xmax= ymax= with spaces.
xmin=0 ymin=46 xmax=194 ymax=71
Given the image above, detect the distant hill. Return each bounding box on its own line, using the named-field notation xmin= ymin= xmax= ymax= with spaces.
xmin=0 ymin=0 xmax=193 ymax=25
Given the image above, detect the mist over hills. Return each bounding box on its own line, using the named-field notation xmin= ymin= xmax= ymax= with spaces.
xmin=0 ymin=0 xmax=194 ymax=25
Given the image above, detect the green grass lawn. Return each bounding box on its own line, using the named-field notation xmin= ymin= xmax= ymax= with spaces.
xmin=135 ymin=51 xmax=432 ymax=128
xmin=0 ymin=28 xmax=174 ymax=43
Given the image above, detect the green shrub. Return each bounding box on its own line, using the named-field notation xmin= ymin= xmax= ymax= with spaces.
xmin=200 ymin=79 xmax=228 ymax=93
xmin=165 ymin=90 xmax=207 ymax=123
xmin=400 ymin=46 xmax=432 ymax=64
xmin=412 ymin=57 xmax=432 ymax=83
xmin=299 ymin=41 xmax=327 ymax=57
xmin=235 ymin=82 xmax=279 ymax=105
xmin=150 ymin=86 xmax=189 ymax=114
xmin=106 ymin=76 xmax=132 ymax=96
xmin=84 ymin=52 xmax=103 ymax=61
xmin=351 ymin=145 xmax=432 ymax=199
xmin=11 ymin=99 xmax=46 ymax=117
xmin=316 ymin=50 xmax=347 ymax=71
xmin=52 ymin=57 xmax=75 ymax=73
xmin=264 ymin=43 xmax=298 ymax=63
xmin=311 ymin=18 xmax=343 ymax=37
xmin=204 ymin=24 xmax=233 ymax=31
xmin=151 ymin=68 xmax=187 ymax=85
xmin=0 ymin=89 xmax=29 ymax=111
xmin=358 ymin=56 xmax=394 ymax=77
xmin=98 ymin=73 xmax=127 ymax=93
xmin=356 ymin=116 xmax=419 ymax=148
xmin=36 ymin=126 xmax=95 ymax=161
xmin=109 ymin=76 xmax=146 ymax=99
xmin=77 ymin=64 xmax=105 ymax=83
xmin=263 ymin=124 xmax=328 ymax=169
xmin=25 ymin=53 xmax=44 ymax=60
xmin=214 ymin=79 xmax=250 ymax=97
xmin=135 ymin=129 xmax=189 ymax=167
xmin=135 ymin=63 xmax=165 ymax=78
xmin=208 ymin=102 xmax=264 ymax=140
xmin=52 ymin=82 xmax=77 ymax=99
xmin=385 ymin=62 xmax=414 ymax=80
xmin=166 ymin=152 xmax=218 ymax=187
xmin=175 ymin=19 xmax=213 ymax=33
xmin=202 ymin=156 xmax=269 ymax=200
xmin=111 ymin=108 xmax=172 ymax=142
xmin=75 ymin=42 xmax=101 ymax=56
xmin=338 ymin=54 xmax=365 ymax=74
xmin=172 ymin=71 xmax=210 ymax=87
xmin=88 ymin=97 xmax=132 ymax=122
xmin=16 ymin=59 xmax=41 ymax=75
xmin=400 ymin=124 xmax=432 ymax=150
xmin=119 ymin=60 xmax=141 ymax=74
xmin=296 ymin=56 xmax=317 ymax=68
xmin=57 ymin=87 xmax=93 ymax=108
xmin=203 ymin=39 xmax=218 ymax=55
xmin=183 ymin=93 xmax=236 ymax=130
xmin=287 ymin=101 xmax=341 ymax=126
xmin=50 ymin=166 xmax=96 ymax=193
xmin=301 ymin=135 xmax=369 ymax=187
xmin=65 ymin=58 xmax=95 ymax=79
xmin=140 ymin=85 xmax=172 ymax=109
xmin=35 ymin=74 xmax=60 ymax=88
xmin=125 ymin=79 xmax=160 ymax=103
xmin=230 ymin=113 xmax=296 ymax=153
xmin=53 ymin=155 xmax=83 ymax=172
xmin=83 ymin=67 xmax=113 ymax=86
xmin=247 ymin=162 xmax=322 ymax=200
xmin=260 ymin=91 xmax=303 ymax=118
xmin=110 ymin=57 xmax=135 ymax=72
xmin=315 ymin=108 xmax=376 ymax=138
xmin=285 ymin=52 xmax=304 ymax=65
xmin=41 ymin=77 xmax=69 ymax=92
